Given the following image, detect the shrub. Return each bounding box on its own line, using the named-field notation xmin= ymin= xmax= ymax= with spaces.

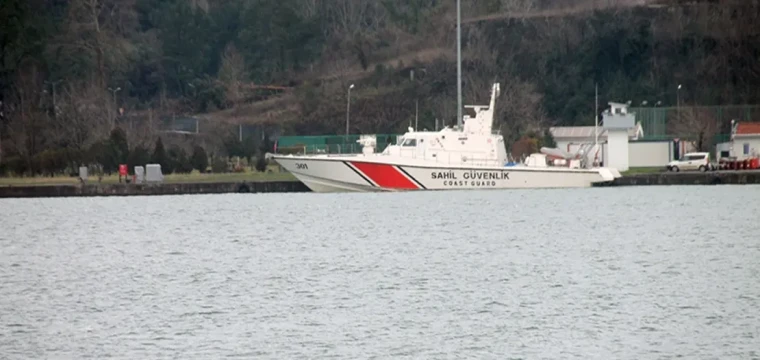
xmin=211 ymin=157 xmax=228 ymax=173
xmin=255 ymin=156 xmax=267 ymax=172
xmin=190 ymin=145 xmax=209 ymax=173
xmin=151 ymin=137 xmax=171 ymax=173
xmin=169 ymin=146 xmax=193 ymax=174
xmin=127 ymin=146 xmax=151 ymax=175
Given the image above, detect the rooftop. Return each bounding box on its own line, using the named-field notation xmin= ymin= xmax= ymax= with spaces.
xmin=550 ymin=123 xmax=644 ymax=140
xmin=735 ymin=122 xmax=760 ymax=136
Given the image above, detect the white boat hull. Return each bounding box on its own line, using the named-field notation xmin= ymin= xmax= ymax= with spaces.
xmin=272 ymin=155 xmax=619 ymax=193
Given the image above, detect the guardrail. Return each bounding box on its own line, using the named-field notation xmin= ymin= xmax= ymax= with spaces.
xmin=275 ymin=143 xmax=507 ymax=167
xmin=277 ymin=143 xmax=392 ymax=155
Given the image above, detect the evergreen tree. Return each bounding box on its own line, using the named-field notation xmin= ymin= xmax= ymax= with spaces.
xmin=127 ymin=145 xmax=151 ymax=174
xmin=542 ymin=129 xmax=557 ymax=149
xmin=190 ymin=145 xmax=209 ymax=173
xmin=104 ymin=127 xmax=129 ymax=174
xmin=169 ymin=146 xmax=192 ymax=174
xmin=151 ymin=137 xmax=171 ymax=174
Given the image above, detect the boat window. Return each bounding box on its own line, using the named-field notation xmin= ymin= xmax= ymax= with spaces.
xmin=402 ymin=138 xmax=417 ymax=147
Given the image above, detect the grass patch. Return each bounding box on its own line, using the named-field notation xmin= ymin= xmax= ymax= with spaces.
xmin=0 ymin=167 xmax=296 ymax=187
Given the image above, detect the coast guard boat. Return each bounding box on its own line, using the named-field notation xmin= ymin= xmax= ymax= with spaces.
xmin=267 ymin=83 xmax=622 ymax=193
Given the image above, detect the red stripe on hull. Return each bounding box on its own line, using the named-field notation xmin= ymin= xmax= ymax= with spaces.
xmin=349 ymin=162 xmax=420 ymax=190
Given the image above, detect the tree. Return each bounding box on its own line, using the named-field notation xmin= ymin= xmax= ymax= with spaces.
xmin=668 ymin=106 xmax=719 ymax=152
xmin=217 ymin=43 xmax=247 ymax=108
xmin=151 ymin=137 xmax=171 ymax=173
xmin=190 ymin=145 xmax=208 ymax=173
xmin=100 ymin=127 xmax=129 ymax=173
xmin=255 ymin=133 xmax=273 ymax=172
xmin=541 ymin=128 xmax=557 ymax=148
xmin=127 ymin=145 xmax=150 ymax=174
xmin=168 ymin=146 xmax=192 ymax=174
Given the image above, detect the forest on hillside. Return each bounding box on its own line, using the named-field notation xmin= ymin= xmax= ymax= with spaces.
xmin=1 ymin=0 xmax=759 ymax=176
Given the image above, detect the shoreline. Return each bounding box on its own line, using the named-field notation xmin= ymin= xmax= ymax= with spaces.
xmin=600 ymin=170 xmax=760 ymax=187
xmin=0 ymin=180 xmax=310 ymax=198
xmin=1 ymin=170 xmax=759 ymax=198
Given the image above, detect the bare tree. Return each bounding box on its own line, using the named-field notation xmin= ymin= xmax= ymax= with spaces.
xmin=668 ymin=106 xmax=719 ymax=152
xmin=3 ymin=61 xmax=50 ymax=172
xmin=218 ymin=43 xmax=248 ymax=108
xmin=54 ymin=80 xmax=113 ymax=153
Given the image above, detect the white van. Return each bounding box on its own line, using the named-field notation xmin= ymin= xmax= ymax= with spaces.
xmin=666 ymin=152 xmax=714 ymax=172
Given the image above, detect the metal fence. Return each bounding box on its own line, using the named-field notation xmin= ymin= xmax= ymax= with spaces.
xmin=275 ymin=134 xmax=402 ymax=154
xmin=630 ymin=105 xmax=759 ymax=143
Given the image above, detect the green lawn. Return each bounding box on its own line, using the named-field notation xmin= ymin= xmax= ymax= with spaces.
xmin=0 ymin=167 xmax=295 ymax=187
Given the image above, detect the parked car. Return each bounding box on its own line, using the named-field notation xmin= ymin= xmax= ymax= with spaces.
xmin=667 ymin=152 xmax=714 ymax=172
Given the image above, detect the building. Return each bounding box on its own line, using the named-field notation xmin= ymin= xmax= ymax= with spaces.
xmin=716 ymin=122 xmax=760 ymax=160
xmin=551 ymin=119 xmax=674 ymax=169
xmin=550 ymin=103 xmax=685 ymax=170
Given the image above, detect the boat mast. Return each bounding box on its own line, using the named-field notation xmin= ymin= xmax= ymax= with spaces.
xmin=456 ymin=0 xmax=462 ymax=128
xmin=594 ymin=83 xmax=599 ymax=147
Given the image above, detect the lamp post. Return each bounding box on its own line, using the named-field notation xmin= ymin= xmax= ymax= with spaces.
xmin=108 ymin=86 xmax=121 ymax=129
xmin=677 ymin=84 xmax=682 ymax=121
xmin=456 ymin=0 xmax=462 ymax=128
xmin=45 ymin=79 xmax=63 ymax=118
xmin=346 ymin=84 xmax=354 ymax=137
xmin=0 ymin=100 xmax=3 ymax=164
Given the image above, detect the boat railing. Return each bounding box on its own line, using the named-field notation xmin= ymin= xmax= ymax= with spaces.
xmin=276 ymin=142 xmax=393 ymax=156
xmin=396 ymin=149 xmax=505 ymax=167
xmin=276 ymin=142 xmax=506 ymax=167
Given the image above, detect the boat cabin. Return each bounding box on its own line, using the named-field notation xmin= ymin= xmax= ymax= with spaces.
xmin=367 ymin=84 xmax=509 ymax=166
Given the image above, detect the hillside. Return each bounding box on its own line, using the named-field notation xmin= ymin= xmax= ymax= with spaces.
xmin=1 ymin=0 xmax=759 ymax=175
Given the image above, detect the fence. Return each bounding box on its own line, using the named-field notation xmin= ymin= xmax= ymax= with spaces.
xmin=275 ymin=134 xmax=402 ymax=154
xmin=630 ymin=105 xmax=759 ymax=143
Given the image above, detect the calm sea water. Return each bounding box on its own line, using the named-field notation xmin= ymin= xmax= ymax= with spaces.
xmin=1 ymin=186 xmax=759 ymax=359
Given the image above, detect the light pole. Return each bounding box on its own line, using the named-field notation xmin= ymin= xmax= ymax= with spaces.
xmin=45 ymin=79 xmax=62 ymax=118
xmin=346 ymin=84 xmax=354 ymax=137
xmin=456 ymin=0 xmax=462 ymax=128
xmin=0 ymin=101 xmax=3 ymax=164
xmin=677 ymin=84 xmax=682 ymax=121
xmin=108 ymin=86 xmax=121 ymax=129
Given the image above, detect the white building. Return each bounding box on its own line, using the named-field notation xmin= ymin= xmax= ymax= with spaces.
xmin=551 ymin=118 xmax=675 ymax=169
xmin=549 ymin=103 xmax=682 ymax=170
xmin=715 ymin=122 xmax=760 ymax=160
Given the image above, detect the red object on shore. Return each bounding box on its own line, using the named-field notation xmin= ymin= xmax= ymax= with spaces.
xmin=750 ymin=158 xmax=760 ymax=170
xmin=119 ymin=164 xmax=128 ymax=176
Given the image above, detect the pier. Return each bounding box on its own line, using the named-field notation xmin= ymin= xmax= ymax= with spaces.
xmin=0 ymin=181 xmax=310 ymax=198
xmin=598 ymin=170 xmax=760 ymax=187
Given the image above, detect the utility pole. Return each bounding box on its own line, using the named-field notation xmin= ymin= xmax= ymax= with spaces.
xmin=411 ymin=69 xmax=418 ymax=131
xmin=594 ymin=83 xmax=599 ymax=147
xmin=346 ymin=84 xmax=354 ymax=137
xmin=45 ymin=79 xmax=62 ymax=119
xmin=415 ymin=100 xmax=419 ymax=132
xmin=456 ymin=0 xmax=462 ymax=128
xmin=677 ymin=84 xmax=682 ymax=122
xmin=0 ymin=101 xmax=3 ymax=164
xmin=108 ymin=86 xmax=121 ymax=129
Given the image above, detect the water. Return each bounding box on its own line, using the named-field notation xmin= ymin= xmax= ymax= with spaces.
xmin=1 ymin=186 xmax=759 ymax=359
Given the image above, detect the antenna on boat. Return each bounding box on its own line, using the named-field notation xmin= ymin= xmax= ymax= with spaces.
xmin=456 ymin=0 xmax=462 ymax=129
xmin=594 ymin=83 xmax=599 ymax=147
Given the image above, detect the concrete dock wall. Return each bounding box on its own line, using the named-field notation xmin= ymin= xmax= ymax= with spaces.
xmin=0 ymin=181 xmax=310 ymax=198
xmin=603 ymin=170 xmax=760 ymax=187
xmin=3 ymin=171 xmax=759 ymax=198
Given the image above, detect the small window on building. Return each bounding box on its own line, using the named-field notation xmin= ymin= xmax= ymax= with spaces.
xmin=744 ymin=143 xmax=750 ymax=155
